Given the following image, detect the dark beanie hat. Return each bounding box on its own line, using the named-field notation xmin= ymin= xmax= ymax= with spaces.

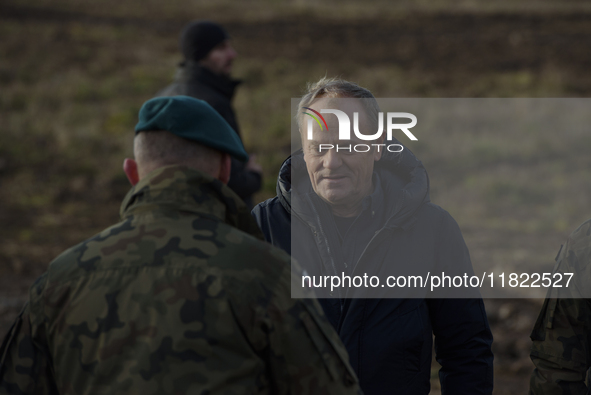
xmin=180 ymin=21 xmax=229 ymax=62
xmin=135 ymin=96 xmax=248 ymax=162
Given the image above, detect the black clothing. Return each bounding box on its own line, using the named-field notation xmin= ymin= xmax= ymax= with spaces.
xmin=157 ymin=63 xmax=261 ymax=207
xmin=332 ymin=173 xmax=385 ymax=270
xmin=333 ymin=215 xmax=356 ymax=242
xmin=252 ymin=148 xmax=494 ymax=395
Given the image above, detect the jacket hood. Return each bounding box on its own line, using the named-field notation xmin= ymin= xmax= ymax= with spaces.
xmin=276 ymin=143 xmax=430 ymax=228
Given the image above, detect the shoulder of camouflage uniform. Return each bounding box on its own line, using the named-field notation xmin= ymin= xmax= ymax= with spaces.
xmin=552 ymin=218 xmax=591 ymax=293
xmin=41 ymin=217 xmax=136 ymax=284
xmin=565 ymin=218 xmax=591 ymax=248
xmin=9 ymin=217 xmax=137 ymax=334
xmin=211 ymin=222 xmax=294 ymax=299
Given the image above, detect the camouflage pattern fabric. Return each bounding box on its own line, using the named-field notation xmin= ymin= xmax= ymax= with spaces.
xmin=0 ymin=165 xmax=360 ymax=395
xmin=530 ymin=219 xmax=591 ymax=395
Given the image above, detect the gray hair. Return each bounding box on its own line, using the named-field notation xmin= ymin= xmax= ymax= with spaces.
xmin=296 ymin=77 xmax=380 ymax=131
xmin=134 ymin=130 xmax=222 ymax=178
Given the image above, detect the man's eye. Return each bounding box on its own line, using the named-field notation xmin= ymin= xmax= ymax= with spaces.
xmin=334 ymin=149 xmax=353 ymax=156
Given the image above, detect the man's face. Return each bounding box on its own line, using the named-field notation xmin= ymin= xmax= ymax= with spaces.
xmin=301 ymin=98 xmax=382 ymax=217
xmin=199 ymin=40 xmax=237 ymax=76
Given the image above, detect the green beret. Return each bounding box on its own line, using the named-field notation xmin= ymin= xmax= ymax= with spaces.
xmin=135 ymin=96 xmax=248 ymax=162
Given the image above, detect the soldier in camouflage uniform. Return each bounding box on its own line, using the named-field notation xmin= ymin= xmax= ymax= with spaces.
xmin=0 ymin=96 xmax=360 ymax=395
xmin=530 ymin=219 xmax=591 ymax=394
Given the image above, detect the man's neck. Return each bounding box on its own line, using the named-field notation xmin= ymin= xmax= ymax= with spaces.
xmin=329 ymin=181 xmax=375 ymax=218
xmin=330 ymin=201 xmax=363 ymax=218
xmin=197 ymin=63 xmax=231 ymax=79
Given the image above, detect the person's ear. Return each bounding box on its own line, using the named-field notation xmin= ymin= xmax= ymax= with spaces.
xmin=373 ymin=136 xmax=385 ymax=162
xmin=373 ymin=146 xmax=383 ymax=162
xmin=218 ymin=154 xmax=231 ymax=184
xmin=123 ymin=158 xmax=140 ymax=186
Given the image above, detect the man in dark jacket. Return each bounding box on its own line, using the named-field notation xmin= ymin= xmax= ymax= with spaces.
xmin=157 ymin=20 xmax=262 ymax=208
xmin=252 ymin=77 xmax=494 ymax=394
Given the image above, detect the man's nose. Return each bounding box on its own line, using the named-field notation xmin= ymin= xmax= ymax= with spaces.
xmin=323 ymin=149 xmax=342 ymax=169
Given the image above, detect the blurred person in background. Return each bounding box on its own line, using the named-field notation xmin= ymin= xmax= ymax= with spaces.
xmin=530 ymin=219 xmax=591 ymax=394
xmin=157 ymin=20 xmax=262 ymax=208
xmin=252 ymin=77 xmax=494 ymax=395
xmin=0 ymin=96 xmax=361 ymax=395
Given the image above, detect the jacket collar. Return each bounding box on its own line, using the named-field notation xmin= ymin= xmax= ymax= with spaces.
xmin=175 ymin=61 xmax=241 ymax=100
xmin=277 ymin=143 xmax=430 ymax=230
xmin=120 ymin=165 xmax=263 ymax=239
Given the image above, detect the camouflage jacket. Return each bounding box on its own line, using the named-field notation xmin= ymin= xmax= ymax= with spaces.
xmin=0 ymin=165 xmax=360 ymax=395
xmin=530 ymin=219 xmax=591 ymax=395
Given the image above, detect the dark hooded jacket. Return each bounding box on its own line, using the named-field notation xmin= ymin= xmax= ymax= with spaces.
xmin=157 ymin=62 xmax=261 ymax=207
xmin=252 ymin=147 xmax=494 ymax=395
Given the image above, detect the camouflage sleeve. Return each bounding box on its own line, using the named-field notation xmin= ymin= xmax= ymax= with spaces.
xmin=0 ymin=299 xmax=58 ymax=395
xmin=529 ymin=238 xmax=591 ymax=395
xmin=234 ymin=255 xmax=361 ymax=395
xmin=259 ymin=295 xmax=360 ymax=395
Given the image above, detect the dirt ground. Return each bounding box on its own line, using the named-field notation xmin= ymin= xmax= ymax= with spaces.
xmin=2 ymin=3 xmax=591 ymax=393
xmin=5 ymin=5 xmax=591 ymax=92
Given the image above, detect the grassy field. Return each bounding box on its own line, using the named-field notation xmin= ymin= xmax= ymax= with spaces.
xmin=2 ymin=0 xmax=591 ymax=393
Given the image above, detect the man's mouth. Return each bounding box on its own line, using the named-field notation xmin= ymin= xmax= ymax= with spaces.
xmin=321 ymin=175 xmax=347 ymax=182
